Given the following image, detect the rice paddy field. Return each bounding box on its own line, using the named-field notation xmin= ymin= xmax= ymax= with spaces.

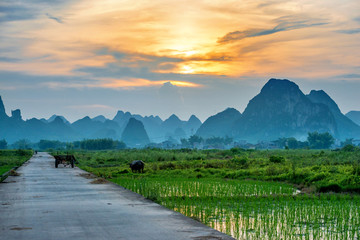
xmin=114 ymin=177 xmax=359 ymax=240
xmin=65 ymin=148 xmax=360 ymax=239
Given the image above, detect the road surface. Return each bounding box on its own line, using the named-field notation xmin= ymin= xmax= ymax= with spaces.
xmin=0 ymin=152 xmax=234 ymax=240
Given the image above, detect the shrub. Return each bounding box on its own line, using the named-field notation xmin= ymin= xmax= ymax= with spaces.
xmin=341 ymin=144 xmax=357 ymax=152
xmin=231 ymin=156 xmax=248 ymax=166
xmin=269 ymin=156 xmax=284 ymax=163
xmin=158 ymin=162 xmax=175 ymax=170
xmin=308 ymin=172 xmax=327 ymax=182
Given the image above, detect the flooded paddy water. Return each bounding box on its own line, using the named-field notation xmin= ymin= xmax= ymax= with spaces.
xmin=114 ymin=178 xmax=360 ymax=240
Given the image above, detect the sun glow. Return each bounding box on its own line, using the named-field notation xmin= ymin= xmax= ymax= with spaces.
xmin=96 ymin=78 xmax=202 ymax=89
xmin=180 ymin=65 xmax=195 ymax=74
xmin=0 ymin=0 xmax=358 ymax=86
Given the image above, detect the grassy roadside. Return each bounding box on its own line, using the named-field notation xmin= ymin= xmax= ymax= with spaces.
xmin=0 ymin=150 xmax=33 ymax=176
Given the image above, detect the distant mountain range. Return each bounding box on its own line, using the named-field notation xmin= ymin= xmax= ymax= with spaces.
xmin=0 ymin=95 xmax=202 ymax=146
xmin=1 ymin=78 xmax=360 ymax=146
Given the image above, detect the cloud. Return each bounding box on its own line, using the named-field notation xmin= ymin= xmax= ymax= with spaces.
xmin=46 ymin=13 xmax=63 ymax=24
xmin=0 ymin=4 xmax=35 ymax=22
xmin=158 ymin=82 xmax=184 ymax=113
xmin=66 ymin=104 xmax=116 ymax=111
xmin=42 ymin=77 xmax=202 ymax=90
xmin=336 ymin=28 xmax=360 ymax=34
xmin=0 ymin=57 xmax=20 ymax=62
xmin=337 ymin=74 xmax=360 ymax=79
xmin=217 ymin=15 xmax=328 ymax=44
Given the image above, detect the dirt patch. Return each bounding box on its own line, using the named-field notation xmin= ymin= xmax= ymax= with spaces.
xmin=78 ymin=173 xmax=95 ymax=179
xmin=90 ymin=178 xmax=108 ymax=184
xmin=9 ymin=170 xmax=20 ymax=176
xmin=10 ymin=227 xmax=32 ymax=231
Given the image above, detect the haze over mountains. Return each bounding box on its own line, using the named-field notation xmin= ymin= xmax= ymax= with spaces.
xmin=0 ymin=95 xmax=202 ymax=146
xmin=1 ymin=79 xmax=360 ymax=147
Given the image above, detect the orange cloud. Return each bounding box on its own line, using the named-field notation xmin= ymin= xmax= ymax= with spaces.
xmin=41 ymin=78 xmax=202 ymax=90
xmin=99 ymin=78 xmax=202 ymax=89
xmin=0 ymin=0 xmax=359 ymax=81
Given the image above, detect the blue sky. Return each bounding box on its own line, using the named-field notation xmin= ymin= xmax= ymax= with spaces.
xmin=0 ymin=0 xmax=359 ymax=122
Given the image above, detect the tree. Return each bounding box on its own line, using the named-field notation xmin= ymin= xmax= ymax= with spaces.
xmin=38 ymin=140 xmax=65 ymax=150
xmin=0 ymin=139 xmax=7 ymax=149
xmin=188 ymin=135 xmax=203 ymax=148
xmin=180 ymin=138 xmax=190 ymax=148
xmin=341 ymin=138 xmax=354 ymax=147
xmin=79 ymin=138 xmax=126 ymax=150
xmin=307 ymin=132 xmax=334 ymax=149
xmin=11 ymin=139 xmax=32 ymax=149
xmin=204 ymin=136 xmax=233 ymax=148
xmin=275 ymin=137 xmax=308 ymax=149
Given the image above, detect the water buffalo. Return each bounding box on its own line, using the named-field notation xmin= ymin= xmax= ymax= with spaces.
xmin=129 ymin=160 xmax=144 ymax=173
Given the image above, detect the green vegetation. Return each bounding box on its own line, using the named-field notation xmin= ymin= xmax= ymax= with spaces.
xmin=76 ymin=138 xmax=126 ymax=150
xmin=307 ymin=132 xmax=335 ymax=149
xmin=71 ymin=148 xmax=360 ymax=192
xmin=58 ymin=148 xmax=360 ymax=239
xmin=22 ymin=138 xmax=127 ymax=151
xmin=0 ymin=149 xmax=33 ymax=175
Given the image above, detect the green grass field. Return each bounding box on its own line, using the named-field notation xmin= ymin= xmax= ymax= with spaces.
xmin=0 ymin=150 xmax=33 ymax=176
xmin=56 ymin=148 xmax=360 ymax=239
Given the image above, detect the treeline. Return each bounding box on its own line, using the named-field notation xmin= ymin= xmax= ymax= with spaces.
xmin=75 ymin=139 xmax=126 ymax=150
xmin=180 ymin=132 xmax=338 ymax=150
xmin=0 ymin=131 xmax=356 ymax=151
xmin=0 ymin=138 xmax=126 ymax=151
xmin=180 ymin=136 xmax=233 ymax=149
xmin=275 ymin=132 xmax=336 ymax=150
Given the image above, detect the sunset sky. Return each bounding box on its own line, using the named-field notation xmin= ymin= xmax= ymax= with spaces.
xmin=1 ymin=0 xmax=359 ymax=122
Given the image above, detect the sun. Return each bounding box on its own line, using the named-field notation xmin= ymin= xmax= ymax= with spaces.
xmin=180 ymin=65 xmax=195 ymax=74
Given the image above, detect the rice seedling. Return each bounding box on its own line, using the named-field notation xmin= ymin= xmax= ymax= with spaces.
xmin=112 ymin=176 xmax=360 ymax=240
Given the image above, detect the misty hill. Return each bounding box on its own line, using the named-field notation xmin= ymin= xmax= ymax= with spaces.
xmin=0 ymin=96 xmax=6 ymax=119
xmin=47 ymin=115 xmax=70 ymax=125
xmin=92 ymin=115 xmax=107 ymax=123
xmin=196 ymin=108 xmax=241 ymax=138
xmin=113 ymin=111 xmax=133 ymax=129
xmin=161 ymin=114 xmax=201 ymax=142
xmin=346 ymin=111 xmax=360 ymax=126
xmin=112 ymin=111 xmax=200 ymax=143
xmin=232 ymin=79 xmax=338 ymax=142
xmin=162 ymin=114 xmax=185 ymax=140
xmin=185 ymin=115 xmax=202 ymax=136
xmin=307 ymin=90 xmax=360 ymax=139
xmin=113 ymin=111 xmax=163 ymax=142
xmin=121 ymin=118 xmax=150 ymax=147
xmin=72 ymin=116 xmax=121 ymax=139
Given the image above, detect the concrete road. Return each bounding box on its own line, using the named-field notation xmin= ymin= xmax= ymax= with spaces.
xmin=0 ymin=152 xmax=234 ymax=240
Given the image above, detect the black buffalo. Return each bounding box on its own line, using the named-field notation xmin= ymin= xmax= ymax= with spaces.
xmin=129 ymin=160 xmax=145 ymax=173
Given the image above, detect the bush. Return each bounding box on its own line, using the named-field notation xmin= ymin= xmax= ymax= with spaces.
xmin=158 ymin=162 xmax=175 ymax=170
xmin=342 ymin=144 xmax=357 ymax=152
xmin=231 ymin=156 xmax=248 ymax=167
xmin=308 ymin=172 xmax=327 ymax=182
xmin=269 ymin=156 xmax=284 ymax=163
